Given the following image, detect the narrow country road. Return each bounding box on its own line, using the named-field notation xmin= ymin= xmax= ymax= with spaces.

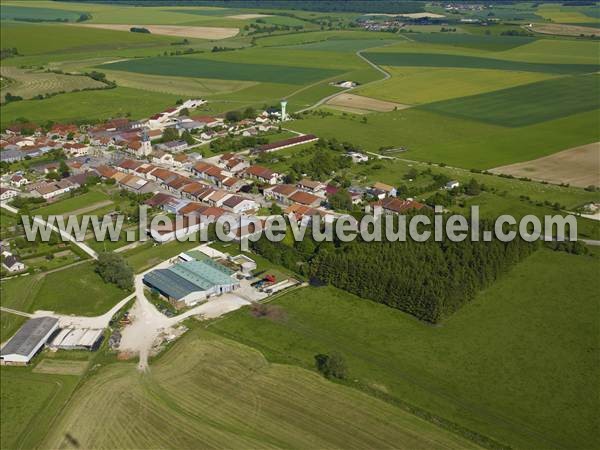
xmin=296 ymin=48 xmax=391 ymax=114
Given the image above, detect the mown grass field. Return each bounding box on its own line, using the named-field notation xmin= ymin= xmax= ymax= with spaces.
xmin=41 ymin=330 xmax=476 ymax=449
xmin=1 ymin=86 xmax=179 ymax=126
xmin=210 ymin=249 xmax=600 ymax=449
xmin=421 ymin=74 xmax=600 ymax=126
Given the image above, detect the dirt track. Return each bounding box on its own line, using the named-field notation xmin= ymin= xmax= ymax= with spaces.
xmin=490 ymin=142 xmax=600 ymax=188
xmin=527 ymin=23 xmax=598 ymax=36
xmin=327 ymin=93 xmax=409 ymax=113
xmin=71 ymin=24 xmax=239 ymax=39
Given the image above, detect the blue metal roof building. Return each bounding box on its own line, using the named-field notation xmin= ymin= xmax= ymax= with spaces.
xmin=143 ymin=259 xmax=239 ymax=305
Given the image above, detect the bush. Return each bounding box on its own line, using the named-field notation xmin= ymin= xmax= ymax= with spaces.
xmin=315 ymin=352 xmax=347 ymax=379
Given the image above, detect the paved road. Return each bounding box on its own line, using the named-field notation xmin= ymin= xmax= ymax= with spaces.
xmin=1 ymin=202 xmax=98 ymax=260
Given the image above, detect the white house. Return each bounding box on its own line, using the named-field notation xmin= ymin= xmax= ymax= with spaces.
xmin=2 ymin=255 xmax=26 ymax=272
xmin=222 ymin=195 xmax=258 ymax=214
xmin=10 ymin=174 xmax=29 ymax=187
xmin=445 ymin=180 xmax=460 ymax=190
xmin=347 ymin=152 xmax=369 ymax=163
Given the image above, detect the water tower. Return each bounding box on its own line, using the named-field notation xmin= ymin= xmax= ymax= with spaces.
xmin=280 ymin=101 xmax=288 ymax=121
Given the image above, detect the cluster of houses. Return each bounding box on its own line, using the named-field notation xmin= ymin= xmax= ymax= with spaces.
xmin=1 ymin=244 xmax=26 ymax=273
xmin=1 ymin=98 xmax=428 ymax=245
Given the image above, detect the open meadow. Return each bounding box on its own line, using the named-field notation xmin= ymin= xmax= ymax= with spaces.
xmin=40 ymin=330 xmax=477 ymax=449
xmin=210 ymin=249 xmax=600 ymax=449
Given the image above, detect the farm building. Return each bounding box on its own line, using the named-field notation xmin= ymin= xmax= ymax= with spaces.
xmin=50 ymin=328 xmax=104 ymax=351
xmin=143 ymin=259 xmax=240 ymax=307
xmin=0 ymin=317 xmax=59 ymax=365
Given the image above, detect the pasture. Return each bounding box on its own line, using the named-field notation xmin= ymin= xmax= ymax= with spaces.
xmin=101 ymin=56 xmax=344 ymax=84
xmin=211 ymin=249 xmax=600 ymax=449
xmin=420 ymin=74 xmax=600 ymax=127
xmin=41 ymin=331 xmax=476 ymax=449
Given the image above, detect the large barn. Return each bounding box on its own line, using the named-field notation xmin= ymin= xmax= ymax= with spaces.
xmin=0 ymin=317 xmax=59 ymax=365
xmin=143 ymin=258 xmax=239 ymax=307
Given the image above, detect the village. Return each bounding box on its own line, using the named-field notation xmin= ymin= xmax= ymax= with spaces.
xmin=0 ymin=97 xmax=431 ymax=366
xmin=0 ymin=97 xmax=431 ymax=270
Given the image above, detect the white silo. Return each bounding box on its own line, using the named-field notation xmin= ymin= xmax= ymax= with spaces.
xmin=280 ymin=101 xmax=288 ymax=121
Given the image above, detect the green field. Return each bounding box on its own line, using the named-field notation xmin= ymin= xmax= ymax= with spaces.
xmin=408 ymin=33 xmax=537 ymax=52
xmin=1 ymin=86 xmax=179 ymax=126
xmin=0 ymin=5 xmax=84 ymax=21
xmin=31 ymin=189 xmax=113 ymax=217
xmin=421 ymin=74 xmax=600 ymax=126
xmin=0 ymin=22 xmax=176 ymax=57
xmin=285 ymin=37 xmax=400 ymax=52
xmin=355 ymin=66 xmax=556 ymax=105
xmin=28 ymin=262 xmax=127 ymax=315
xmin=211 ymin=249 xmax=600 ymax=448
xmin=124 ymin=240 xmax=201 ymax=272
xmin=101 ymin=56 xmax=344 ymax=84
xmin=289 ymin=107 xmax=599 ymax=168
xmin=0 ymin=275 xmax=42 ymax=342
xmin=0 ymin=66 xmax=105 ymax=102
xmin=363 ymin=51 xmax=600 ymax=74
xmin=40 ymin=330 xmax=476 ymax=449
xmin=0 ymin=367 xmax=81 ymax=450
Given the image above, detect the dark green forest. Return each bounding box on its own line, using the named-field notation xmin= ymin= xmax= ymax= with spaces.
xmin=60 ymin=0 xmax=425 ymax=13
xmin=251 ymin=216 xmax=538 ymax=323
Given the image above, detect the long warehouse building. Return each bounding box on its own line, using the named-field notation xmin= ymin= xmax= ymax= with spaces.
xmin=0 ymin=317 xmax=59 ymax=365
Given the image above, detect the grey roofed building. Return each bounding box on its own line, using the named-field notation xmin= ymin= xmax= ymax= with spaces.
xmin=0 ymin=317 xmax=59 ymax=365
xmin=0 ymin=149 xmax=24 ymax=162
